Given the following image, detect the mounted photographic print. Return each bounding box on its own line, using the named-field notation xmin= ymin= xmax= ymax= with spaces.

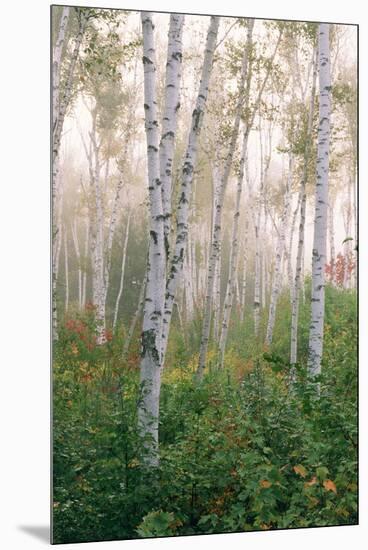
xmin=51 ymin=4 xmax=358 ymax=544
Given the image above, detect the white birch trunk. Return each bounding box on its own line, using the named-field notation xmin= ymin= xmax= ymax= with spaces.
xmin=53 ymin=7 xmax=70 ymax=135
xmin=160 ymin=16 xmax=220 ymax=368
xmin=160 ymin=14 xmax=184 ymax=259
xmin=265 ymin=153 xmax=294 ymax=346
xmin=138 ymin=13 xmax=167 ymax=464
xmin=290 ymin=44 xmax=318 ymax=365
xmin=53 ymin=10 xmax=87 ymax=199
xmin=198 ymin=20 xmax=256 ymax=378
xmin=218 ymin=130 xmax=249 ymax=368
xmin=123 ymin=274 xmax=147 ymax=357
xmin=113 ymin=211 xmax=132 ymax=330
xmin=328 ymin=197 xmax=336 ymax=284
xmin=239 ymin=216 xmax=249 ymax=322
xmin=82 ymin=215 xmax=89 ymax=308
xmin=89 ymin=119 xmax=106 ymax=343
xmin=64 ymin=225 xmax=69 ymax=311
xmin=307 ymin=24 xmax=331 ymax=377
xmin=71 ymin=219 xmax=82 ymax=308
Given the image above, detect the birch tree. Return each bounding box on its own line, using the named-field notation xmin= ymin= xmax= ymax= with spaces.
xmin=307 ymin=23 xmax=331 ymax=377
xmin=290 ymin=42 xmax=318 ymax=365
xmin=159 ymin=14 xmax=184 ymax=259
xmin=218 ymin=127 xmax=249 ymax=367
xmin=265 ymin=153 xmax=294 ymax=346
xmin=113 ymin=211 xmax=132 ymax=330
xmin=138 ymin=12 xmax=167 ymax=464
xmin=198 ymin=20 xmax=255 ymax=378
xmin=160 ymin=16 xmax=220 ymax=365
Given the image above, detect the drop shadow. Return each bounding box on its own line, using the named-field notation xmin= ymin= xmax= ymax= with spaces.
xmin=18 ymin=525 xmax=50 ymax=544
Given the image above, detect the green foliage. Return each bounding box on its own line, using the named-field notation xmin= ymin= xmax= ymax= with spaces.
xmin=136 ymin=510 xmax=179 ymax=537
xmin=53 ymin=289 xmax=357 ymax=543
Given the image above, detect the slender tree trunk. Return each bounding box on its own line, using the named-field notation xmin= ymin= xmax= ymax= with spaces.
xmin=123 ymin=273 xmax=147 ymax=357
xmin=113 ymin=211 xmax=132 ymax=330
xmin=211 ymin=165 xmax=222 ymax=341
xmin=52 ymin=7 xmax=70 ymax=136
xmin=160 ymin=14 xmax=184 ymax=259
xmin=138 ymin=13 xmax=167 ymax=465
xmin=82 ymin=215 xmax=89 ymax=308
xmin=198 ymin=20 xmax=257 ymax=379
xmin=265 ymin=153 xmax=294 ymax=346
xmin=160 ymin=16 xmax=220 ymax=368
xmin=89 ymin=117 xmax=106 ymax=343
xmin=328 ymin=196 xmax=336 ymax=284
xmin=286 ymin=193 xmax=301 ymax=301
xmin=290 ymin=44 xmax=318 ymax=365
xmin=52 ymin=168 xmax=64 ymax=340
xmin=219 ymin=130 xmax=249 ymax=367
xmin=64 ymin=225 xmax=69 ymax=311
xmin=71 ymin=219 xmax=82 ymax=308
xmin=239 ymin=216 xmax=249 ymax=322
xmin=53 ymin=10 xmax=87 ymax=199
xmin=307 ymin=24 xmax=331 ymax=377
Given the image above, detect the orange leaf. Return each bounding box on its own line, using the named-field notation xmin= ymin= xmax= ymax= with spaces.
xmin=323 ymin=479 xmax=337 ymax=494
xmin=259 ymin=479 xmax=272 ymax=488
xmin=304 ymin=476 xmax=318 ymax=487
xmin=293 ymin=464 xmax=307 ymax=478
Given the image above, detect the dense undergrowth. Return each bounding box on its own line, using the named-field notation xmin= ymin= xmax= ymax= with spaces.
xmin=52 ymin=285 xmax=357 ymax=543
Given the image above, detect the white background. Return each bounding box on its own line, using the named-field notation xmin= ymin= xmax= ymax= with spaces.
xmin=0 ymin=0 xmax=366 ymax=548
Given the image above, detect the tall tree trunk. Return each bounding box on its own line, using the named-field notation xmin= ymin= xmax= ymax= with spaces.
xmin=211 ymin=165 xmax=222 ymax=341
xmin=89 ymin=116 xmax=106 ymax=343
xmin=290 ymin=43 xmax=318 ymax=365
xmin=307 ymin=24 xmax=331 ymax=377
xmin=160 ymin=16 xmax=220 ymax=368
xmin=53 ymin=10 xmax=87 ymax=198
xmin=52 ymin=168 xmax=64 ymax=340
xmin=82 ymin=215 xmax=89 ymax=309
xmin=123 ymin=273 xmax=147 ymax=358
xmin=286 ymin=193 xmax=301 ymax=301
xmin=265 ymin=153 xmax=294 ymax=346
xmin=328 ymin=196 xmax=336 ymax=284
xmin=52 ymin=9 xmax=87 ymax=339
xmin=64 ymin=225 xmax=69 ymax=312
xmin=71 ymin=219 xmax=82 ymax=308
xmin=52 ymin=7 xmax=70 ymax=136
xmin=113 ymin=211 xmax=132 ymax=330
xmin=160 ymin=14 xmax=184 ymax=259
xmin=138 ymin=12 xmax=167 ymax=465
xmin=198 ymin=20 xmax=256 ymax=379
xmin=219 ymin=130 xmax=249 ymax=368
xmin=239 ymin=216 xmax=249 ymax=322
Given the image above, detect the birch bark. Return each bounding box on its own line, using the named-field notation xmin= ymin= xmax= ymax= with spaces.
xmin=265 ymin=153 xmax=294 ymax=346
xmin=290 ymin=44 xmax=318 ymax=365
xmin=64 ymin=225 xmax=69 ymax=311
xmin=239 ymin=215 xmax=249 ymax=322
xmin=307 ymin=24 xmax=331 ymax=377
xmin=160 ymin=16 xmax=220 ymax=367
xmin=123 ymin=273 xmax=147 ymax=357
xmin=219 ymin=129 xmax=249 ymax=367
xmin=53 ymin=7 xmax=70 ymax=136
xmin=82 ymin=216 xmax=89 ymax=308
xmin=71 ymin=219 xmax=82 ymax=308
xmin=328 ymin=196 xmax=336 ymax=284
xmin=160 ymin=14 xmax=184 ymax=259
xmin=138 ymin=12 xmax=167 ymax=464
xmin=197 ymin=20 xmax=255 ymax=378
xmin=113 ymin=211 xmax=132 ymax=330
